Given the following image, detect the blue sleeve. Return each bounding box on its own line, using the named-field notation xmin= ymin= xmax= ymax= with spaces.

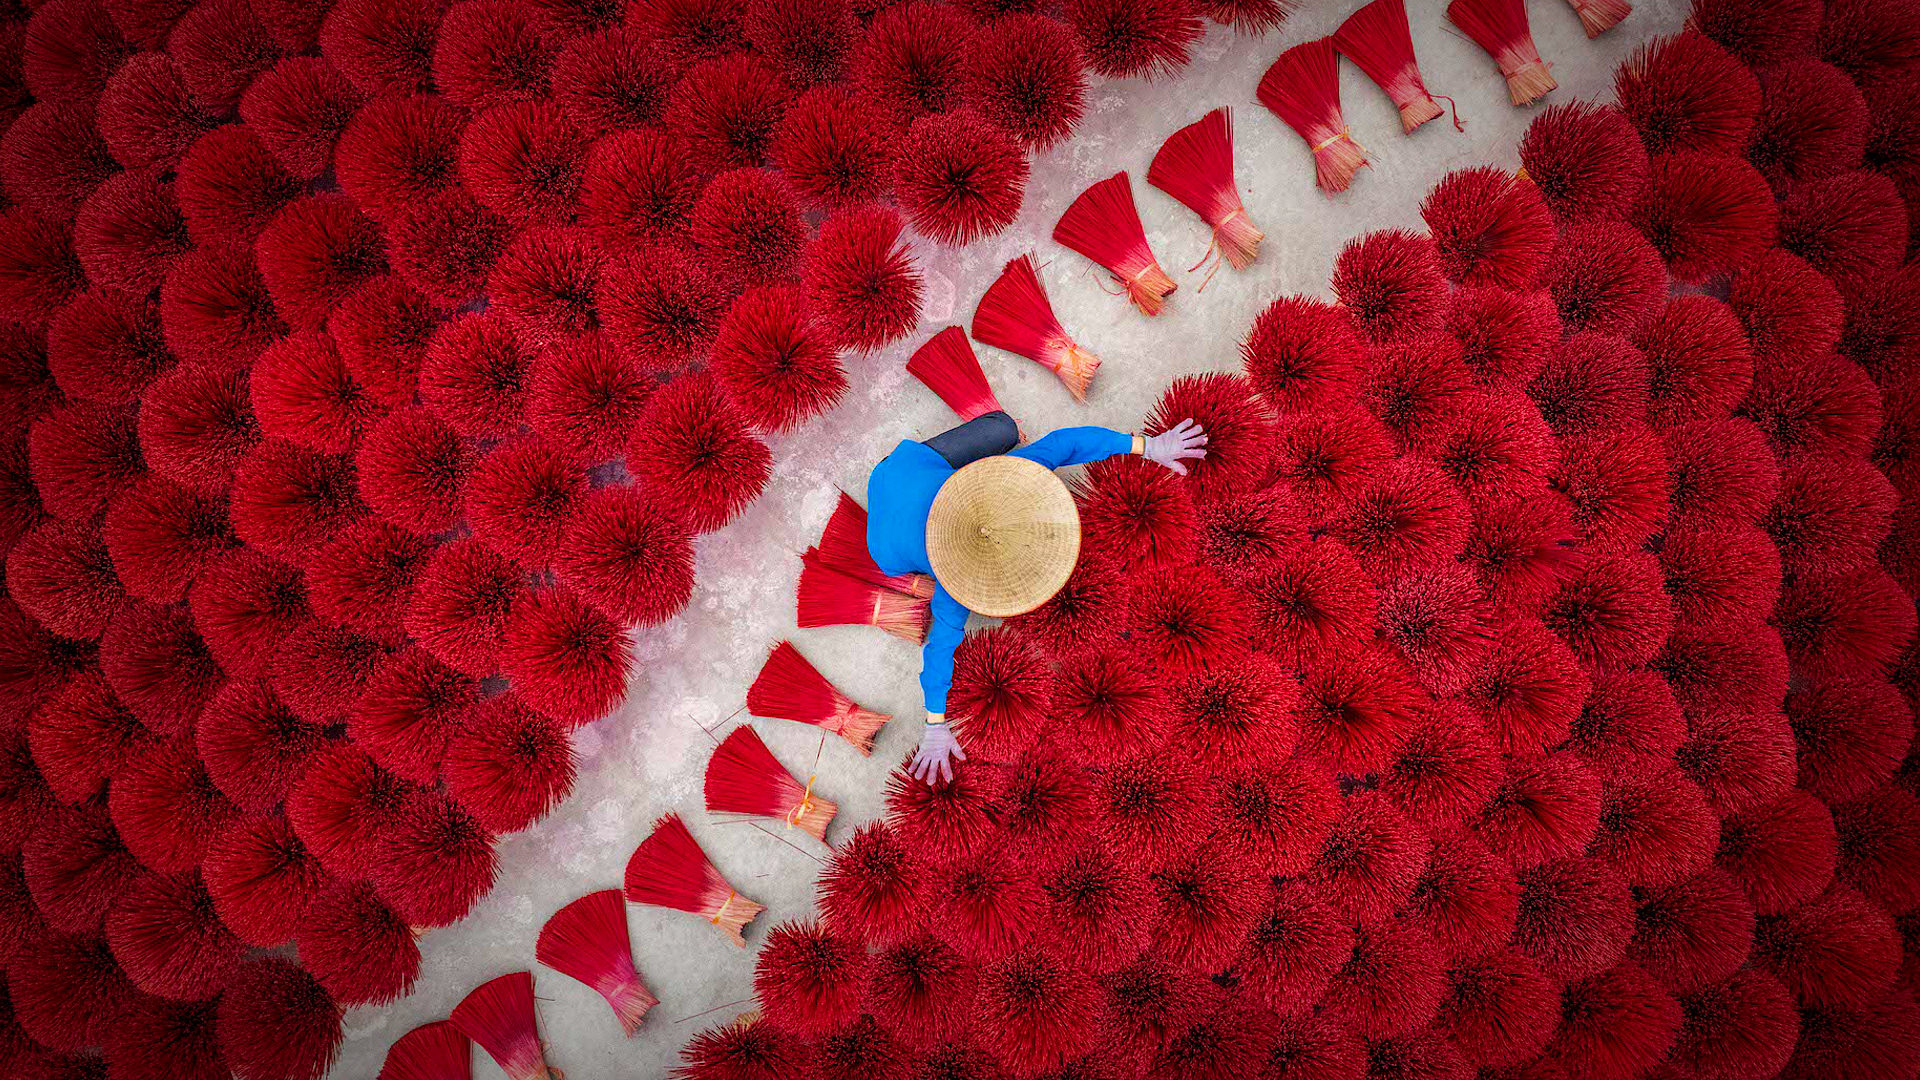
xmin=1007 ymin=426 xmax=1134 ymax=470
xmin=920 ymin=584 xmax=970 ymax=712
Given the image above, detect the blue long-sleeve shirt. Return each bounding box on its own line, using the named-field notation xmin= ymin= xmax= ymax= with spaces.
xmin=865 ymin=426 xmax=1135 ymax=712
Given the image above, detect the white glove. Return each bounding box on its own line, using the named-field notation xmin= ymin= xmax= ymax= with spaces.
xmin=1142 ymin=418 xmax=1209 ymax=475
xmin=909 ymin=716 xmax=967 ymax=785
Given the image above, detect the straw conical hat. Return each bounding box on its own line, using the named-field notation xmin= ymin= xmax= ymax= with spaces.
xmin=926 ymin=455 xmax=1081 ymax=617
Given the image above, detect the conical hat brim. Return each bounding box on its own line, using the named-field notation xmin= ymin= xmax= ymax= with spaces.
xmin=925 ymin=455 xmax=1081 ymax=617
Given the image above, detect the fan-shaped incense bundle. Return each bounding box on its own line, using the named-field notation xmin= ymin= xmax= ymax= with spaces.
xmin=449 ymin=972 xmax=558 ymax=1080
xmin=748 ymin=641 xmax=892 ymax=755
xmin=907 ymin=326 xmax=1009 ymax=423
xmin=1334 ymin=0 xmax=1449 ymax=133
xmin=536 ymin=890 xmax=657 ymax=1037
xmin=1448 ymin=0 xmax=1557 ymax=106
xmin=377 ymin=1021 xmax=470 ymax=1080
xmin=1257 ymin=37 xmax=1370 ymax=193
xmin=1052 ymin=173 xmax=1177 ymax=316
xmin=816 ymin=491 xmax=935 ymax=600
xmin=1564 ymin=0 xmax=1629 ymax=37
xmin=705 ymin=726 xmax=839 ymax=842
xmin=1147 ymin=108 xmax=1265 ymax=271
xmin=971 ymin=255 xmax=1102 ymax=401
xmin=797 ymin=552 xmax=931 ymax=644
xmin=623 ymin=813 xmax=765 ymax=947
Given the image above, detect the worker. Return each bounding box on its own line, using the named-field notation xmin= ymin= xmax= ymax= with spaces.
xmin=865 ymin=410 xmax=1209 ymax=784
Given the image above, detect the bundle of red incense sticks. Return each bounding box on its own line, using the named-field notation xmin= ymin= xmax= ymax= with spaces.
xmin=797 ymin=550 xmax=932 ymax=643
xmin=1334 ymin=0 xmax=1452 ymax=134
xmin=536 ymin=890 xmax=657 ymax=1037
xmin=1448 ymin=0 xmax=1558 ymax=106
xmin=972 ymin=255 xmax=1103 ymax=401
xmin=449 ymin=972 xmax=558 ymax=1080
xmin=1257 ymin=37 xmax=1370 ymax=193
xmin=1564 ymin=0 xmax=1630 ymax=37
xmin=812 ymin=490 xmax=935 ymax=600
xmin=705 ymin=726 xmax=839 ymax=842
xmin=749 ymin=641 xmax=892 ymax=754
xmin=624 ymin=813 xmax=766 ymax=946
xmin=1148 ymin=108 xmax=1265 ymax=272
xmin=1053 ymin=172 xmax=1178 ymax=316
xmin=907 ymin=327 xmax=1011 ymax=423
xmin=378 ymin=1021 xmax=469 ymax=1080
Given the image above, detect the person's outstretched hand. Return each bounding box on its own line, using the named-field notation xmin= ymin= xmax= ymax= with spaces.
xmin=1143 ymin=419 xmax=1209 ymax=475
xmin=910 ymin=716 xmax=966 ymax=785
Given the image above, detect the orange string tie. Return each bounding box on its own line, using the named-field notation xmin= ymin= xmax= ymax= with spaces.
xmin=1197 ymin=255 xmax=1224 ymax=293
xmin=787 ymin=775 xmax=818 ymax=828
xmin=1190 ymin=207 xmax=1247 ymax=278
xmin=1188 ymin=236 xmax=1220 ymax=276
